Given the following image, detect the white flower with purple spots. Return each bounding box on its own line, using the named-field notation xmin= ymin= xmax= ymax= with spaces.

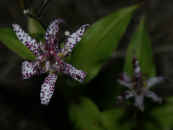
xmin=12 ymin=19 xmax=89 ymax=105
xmin=117 ymin=57 xmax=164 ymax=111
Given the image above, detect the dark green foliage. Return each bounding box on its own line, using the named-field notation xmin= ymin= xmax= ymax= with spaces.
xmin=124 ymin=17 xmax=156 ymax=78
xmin=0 ymin=2 xmax=171 ymax=130
xmin=69 ymin=98 xmax=107 ymax=130
xmin=150 ymin=97 xmax=173 ymax=130
xmin=0 ymin=28 xmax=35 ymax=60
xmin=69 ymin=5 xmax=138 ymax=82
xmin=27 ymin=16 xmax=45 ymax=41
xmin=27 ymin=17 xmax=45 ymax=35
xmin=69 ymin=97 xmax=130 ymax=130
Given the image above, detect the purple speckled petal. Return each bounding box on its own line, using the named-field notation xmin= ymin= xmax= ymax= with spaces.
xmin=61 ymin=24 xmax=89 ymax=56
xmin=61 ymin=62 xmax=86 ymax=82
xmin=45 ymin=19 xmax=64 ymax=41
xmin=40 ymin=73 xmax=57 ymax=105
xmin=21 ymin=61 xmax=38 ymax=79
xmin=12 ymin=24 xmax=41 ymax=56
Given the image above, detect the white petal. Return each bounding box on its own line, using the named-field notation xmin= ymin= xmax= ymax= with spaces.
xmin=118 ymin=73 xmax=132 ymax=88
xmin=12 ymin=24 xmax=41 ymax=56
xmin=133 ymin=57 xmax=142 ymax=78
xmin=118 ymin=80 xmax=133 ymax=89
xmin=134 ymin=94 xmax=144 ymax=111
xmin=61 ymin=24 xmax=89 ymax=56
xmin=134 ymin=65 xmax=141 ymax=74
xmin=122 ymin=73 xmax=131 ymax=82
xmin=40 ymin=74 xmax=57 ymax=105
xmin=45 ymin=19 xmax=64 ymax=41
xmin=146 ymin=77 xmax=164 ymax=88
xmin=125 ymin=90 xmax=134 ymax=99
xmin=145 ymin=91 xmax=162 ymax=103
xmin=21 ymin=61 xmax=37 ymax=79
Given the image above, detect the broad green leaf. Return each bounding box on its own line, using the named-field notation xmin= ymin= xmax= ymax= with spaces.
xmin=28 ymin=17 xmax=45 ymax=41
xmin=27 ymin=17 xmax=45 ymax=40
xmin=0 ymin=28 xmax=35 ymax=60
xmin=69 ymin=97 xmax=108 ymax=130
xmin=124 ymin=17 xmax=156 ymax=77
xmin=27 ymin=17 xmax=45 ymax=43
xmin=70 ymin=5 xmax=138 ymax=82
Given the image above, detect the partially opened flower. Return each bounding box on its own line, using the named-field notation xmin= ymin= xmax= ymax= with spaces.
xmin=118 ymin=57 xmax=164 ymax=111
xmin=12 ymin=19 xmax=89 ymax=105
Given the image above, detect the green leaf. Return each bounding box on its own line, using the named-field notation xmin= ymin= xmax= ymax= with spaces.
xmin=0 ymin=27 xmax=35 ymax=60
xmin=27 ymin=17 xmax=45 ymax=40
xmin=151 ymin=97 xmax=173 ymax=130
xmin=102 ymin=109 xmax=133 ymax=130
xmin=69 ymin=98 xmax=108 ymax=130
xmin=70 ymin=5 xmax=138 ymax=82
xmin=124 ymin=17 xmax=156 ymax=77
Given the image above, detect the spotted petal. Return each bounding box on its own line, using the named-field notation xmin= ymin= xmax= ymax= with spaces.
xmin=40 ymin=74 xmax=57 ymax=105
xmin=45 ymin=19 xmax=64 ymax=41
xmin=22 ymin=61 xmax=38 ymax=79
xmin=61 ymin=24 xmax=89 ymax=56
xmin=12 ymin=24 xmax=41 ymax=56
xmin=62 ymin=63 xmax=86 ymax=82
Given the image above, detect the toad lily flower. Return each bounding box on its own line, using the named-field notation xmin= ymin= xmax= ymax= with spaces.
xmin=118 ymin=57 xmax=164 ymax=111
xmin=12 ymin=19 xmax=89 ymax=105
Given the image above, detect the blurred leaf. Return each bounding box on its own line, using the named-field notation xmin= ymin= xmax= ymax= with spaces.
xmin=151 ymin=97 xmax=173 ymax=130
xmin=144 ymin=123 xmax=160 ymax=130
xmin=124 ymin=17 xmax=156 ymax=77
xmin=69 ymin=97 xmax=133 ymax=130
xmin=0 ymin=27 xmax=35 ymax=60
xmin=70 ymin=5 xmax=138 ymax=82
xmin=84 ymin=59 xmax=124 ymax=109
xmin=102 ymin=109 xmax=132 ymax=130
xmin=69 ymin=97 xmax=108 ymax=130
xmin=27 ymin=17 xmax=45 ymax=38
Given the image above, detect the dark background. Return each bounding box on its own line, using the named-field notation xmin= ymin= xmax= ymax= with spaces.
xmin=0 ymin=0 xmax=173 ymax=130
